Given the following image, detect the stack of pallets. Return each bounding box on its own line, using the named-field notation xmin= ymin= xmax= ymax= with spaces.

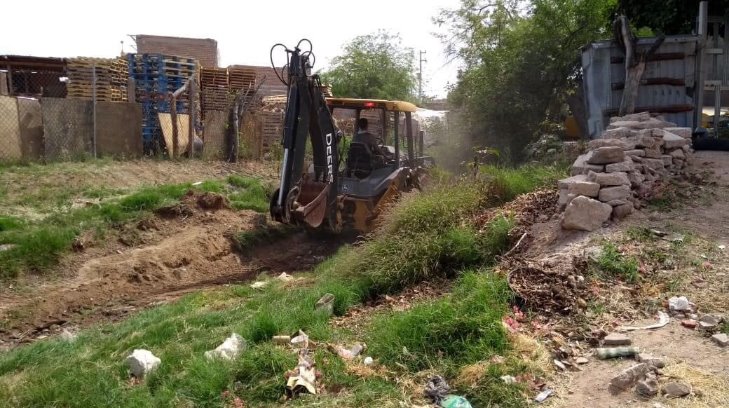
xmin=127 ymin=53 xmax=198 ymax=151
xmin=66 ymin=57 xmax=128 ymax=102
xmin=228 ymin=66 xmax=256 ymax=92
xmin=200 ymin=67 xmax=230 ymax=112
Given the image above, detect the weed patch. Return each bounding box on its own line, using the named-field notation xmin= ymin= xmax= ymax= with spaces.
xmin=591 ymin=242 xmax=639 ymax=283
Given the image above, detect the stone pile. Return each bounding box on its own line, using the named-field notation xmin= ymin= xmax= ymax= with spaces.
xmin=559 ymin=112 xmax=692 ymax=231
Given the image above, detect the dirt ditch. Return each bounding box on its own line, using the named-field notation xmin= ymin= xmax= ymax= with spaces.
xmin=0 ymin=191 xmax=342 ymax=349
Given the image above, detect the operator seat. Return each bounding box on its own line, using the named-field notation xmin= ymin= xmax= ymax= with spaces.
xmin=346 ymin=142 xmax=373 ymax=179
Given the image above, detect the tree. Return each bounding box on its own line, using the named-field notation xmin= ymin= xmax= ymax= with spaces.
xmin=618 ymin=0 xmax=729 ymax=34
xmin=436 ymin=0 xmax=616 ymax=161
xmin=321 ymin=31 xmax=417 ymax=101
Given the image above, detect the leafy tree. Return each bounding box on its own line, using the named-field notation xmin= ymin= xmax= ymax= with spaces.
xmin=436 ymin=0 xmax=616 ymax=161
xmin=619 ymin=0 xmax=729 ymax=34
xmin=321 ymin=31 xmax=417 ymax=101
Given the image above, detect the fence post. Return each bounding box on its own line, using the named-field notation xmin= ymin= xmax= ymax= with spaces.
xmin=188 ymin=78 xmax=195 ymax=155
xmin=92 ymin=63 xmax=97 ymax=158
xmin=170 ymin=92 xmax=178 ymax=159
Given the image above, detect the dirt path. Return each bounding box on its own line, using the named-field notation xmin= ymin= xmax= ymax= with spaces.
xmin=0 ymin=193 xmax=341 ymax=349
xmin=543 ymin=151 xmax=729 ymax=407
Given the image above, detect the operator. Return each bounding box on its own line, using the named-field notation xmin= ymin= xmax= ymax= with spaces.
xmin=353 ymin=118 xmax=379 ymax=152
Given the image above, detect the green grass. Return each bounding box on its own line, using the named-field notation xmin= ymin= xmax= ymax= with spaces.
xmin=0 ymin=175 xmax=271 ymax=279
xmin=591 ymin=242 xmax=640 ymax=283
xmin=479 ymin=164 xmax=565 ymax=203
xmin=0 ymin=165 xmax=558 ymax=406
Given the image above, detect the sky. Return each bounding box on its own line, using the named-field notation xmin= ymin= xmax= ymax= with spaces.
xmin=1 ymin=0 xmax=462 ymax=98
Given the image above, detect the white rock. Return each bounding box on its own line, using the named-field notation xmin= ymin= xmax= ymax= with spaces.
xmin=664 ymin=127 xmax=692 ymax=139
xmin=557 ymin=174 xmax=587 ymax=189
xmin=364 ymin=356 xmax=374 ymax=366
xmin=126 ymin=349 xmax=161 ymax=378
xmin=588 ymin=138 xmax=627 ymax=150
xmin=668 ymin=296 xmax=691 ymax=312
xmin=561 ymin=196 xmax=612 ymax=232
xmin=663 ymin=131 xmax=689 ymax=149
xmin=60 ymin=328 xmax=77 ymax=342
xmin=588 ymin=146 xmax=625 ymax=165
xmin=205 ymin=333 xmax=247 ymax=361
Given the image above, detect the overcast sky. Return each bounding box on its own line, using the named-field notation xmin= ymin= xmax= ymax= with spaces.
xmin=2 ymin=0 xmax=462 ymax=98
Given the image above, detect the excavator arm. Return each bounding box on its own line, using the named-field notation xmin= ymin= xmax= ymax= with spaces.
xmin=270 ymin=40 xmax=341 ymax=231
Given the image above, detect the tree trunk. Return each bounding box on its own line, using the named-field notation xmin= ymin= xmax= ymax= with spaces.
xmin=614 ymin=15 xmax=665 ymax=116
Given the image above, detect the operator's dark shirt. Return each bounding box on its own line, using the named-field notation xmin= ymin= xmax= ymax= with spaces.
xmin=353 ymin=130 xmax=377 ymax=148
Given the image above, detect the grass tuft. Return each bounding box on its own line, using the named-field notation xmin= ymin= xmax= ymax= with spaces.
xmin=592 ymin=242 xmax=639 ymax=283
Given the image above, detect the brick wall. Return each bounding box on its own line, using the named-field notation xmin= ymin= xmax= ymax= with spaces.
xmin=136 ymin=35 xmax=218 ymax=67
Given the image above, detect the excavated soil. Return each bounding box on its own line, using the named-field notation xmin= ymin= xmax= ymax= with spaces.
xmin=0 ymin=191 xmax=341 ymax=348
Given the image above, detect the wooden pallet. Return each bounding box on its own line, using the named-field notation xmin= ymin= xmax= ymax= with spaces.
xmin=201 ymin=67 xmax=229 ymax=88
xmin=228 ymin=67 xmax=256 ymax=91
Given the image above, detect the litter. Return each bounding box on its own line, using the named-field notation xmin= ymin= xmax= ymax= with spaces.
xmin=290 ymin=330 xmax=309 ymax=349
xmin=250 ymin=281 xmax=268 ymax=289
xmin=424 ymin=376 xmax=450 ymax=404
xmin=595 ymin=346 xmax=640 ymax=359
xmin=272 ymin=335 xmax=291 ymax=344
xmin=440 ymin=395 xmax=472 ymax=408
xmin=315 ymin=293 xmax=335 ymax=315
xmin=668 ymin=296 xmax=691 ymax=312
xmin=535 ymin=389 xmax=554 ymax=403
xmin=719 ymin=245 xmax=726 ymax=250
xmin=621 ymin=311 xmax=670 ymax=331
xmin=285 ymin=350 xmax=318 ymax=398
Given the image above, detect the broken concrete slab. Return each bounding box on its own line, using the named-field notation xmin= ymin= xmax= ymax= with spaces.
xmin=599 ymin=185 xmax=631 ymax=203
xmin=624 ymin=149 xmax=646 ymax=157
xmin=711 ymin=333 xmax=728 ymax=347
xmin=571 ymin=152 xmax=606 ymax=176
xmin=644 ymin=148 xmax=663 ymax=159
xmin=588 ymin=171 xmax=630 ymax=186
xmin=603 ymin=332 xmax=632 ymax=346
xmin=205 ymin=333 xmax=247 ymax=361
xmin=699 ymin=314 xmax=721 ymax=330
xmin=561 ymin=196 xmax=612 ymax=232
xmin=603 ymin=127 xmax=638 ymax=139
xmin=662 ymin=131 xmax=689 ymax=149
xmin=664 ymin=127 xmax=692 ymax=139
xmin=315 ymin=293 xmax=335 ymax=315
xmin=125 ymin=349 xmax=161 ymax=378
xmin=606 ymin=157 xmax=635 ymax=173
xmin=588 ymin=146 xmax=625 ymax=165
xmin=670 ymin=149 xmax=686 ymax=160
xmin=588 ymin=138 xmax=628 ymax=150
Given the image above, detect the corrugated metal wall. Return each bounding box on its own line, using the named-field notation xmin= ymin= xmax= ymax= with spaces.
xmin=581 ymin=35 xmax=698 ymax=138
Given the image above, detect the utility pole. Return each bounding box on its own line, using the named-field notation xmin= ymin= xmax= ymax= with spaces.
xmin=418 ymin=50 xmax=427 ymax=102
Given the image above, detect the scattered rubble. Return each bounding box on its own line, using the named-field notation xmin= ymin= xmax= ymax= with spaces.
xmin=698 ymin=314 xmax=721 ymax=330
xmin=711 ymin=333 xmax=729 ymax=347
xmin=681 ymin=319 xmax=697 ymax=329
xmin=636 ymin=354 xmax=665 ymax=369
xmin=125 ymin=349 xmax=161 ymax=378
xmin=205 ymin=333 xmax=246 ymax=361
xmin=636 ymin=378 xmax=659 ymax=397
xmin=668 ymin=296 xmax=692 ymax=313
xmin=285 ymin=350 xmax=318 ymax=398
xmin=560 ymin=113 xmax=692 ymax=230
xmin=596 ymin=346 xmax=640 ymax=360
xmin=534 ymin=389 xmax=554 ymax=403
xmin=315 ymin=293 xmax=335 ymax=315
xmin=609 ymin=363 xmax=651 ymax=392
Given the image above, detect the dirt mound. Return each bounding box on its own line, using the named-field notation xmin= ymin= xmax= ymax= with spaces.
xmin=0 ymin=201 xmax=342 ymax=348
xmin=474 ymin=189 xmax=558 ymax=229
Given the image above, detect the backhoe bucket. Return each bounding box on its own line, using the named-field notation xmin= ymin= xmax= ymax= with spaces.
xmin=293 ymin=181 xmax=331 ymax=229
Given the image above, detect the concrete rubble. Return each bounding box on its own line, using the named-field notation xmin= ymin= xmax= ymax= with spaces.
xmin=125 ymin=349 xmax=161 ymax=378
xmin=205 ymin=333 xmax=247 ymax=361
xmin=560 ymin=113 xmax=692 ymax=231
